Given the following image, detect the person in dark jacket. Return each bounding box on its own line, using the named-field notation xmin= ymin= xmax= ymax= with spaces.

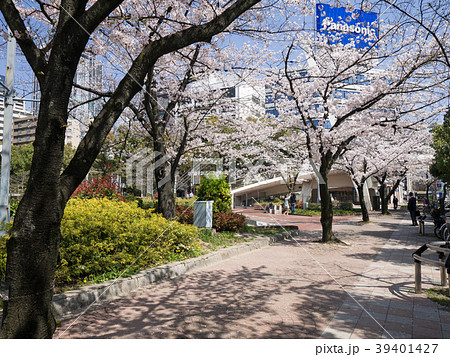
xmin=290 ymin=192 xmax=296 ymax=214
xmin=393 ymin=196 xmax=398 ymax=210
xmin=407 ymin=192 xmax=418 ymax=226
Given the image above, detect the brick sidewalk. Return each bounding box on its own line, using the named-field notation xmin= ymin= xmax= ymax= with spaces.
xmin=55 ymin=211 xmax=450 ymax=339
xmin=321 ymin=214 xmax=450 ymax=339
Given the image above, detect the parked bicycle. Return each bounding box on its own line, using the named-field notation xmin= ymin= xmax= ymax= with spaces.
xmin=431 ymin=208 xmax=450 ymax=242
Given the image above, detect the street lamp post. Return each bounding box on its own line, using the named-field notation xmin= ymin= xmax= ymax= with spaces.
xmin=0 ymin=28 xmax=16 ymax=225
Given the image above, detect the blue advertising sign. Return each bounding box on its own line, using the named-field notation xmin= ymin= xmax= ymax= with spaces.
xmin=316 ymin=3 xmax=378 ymax=49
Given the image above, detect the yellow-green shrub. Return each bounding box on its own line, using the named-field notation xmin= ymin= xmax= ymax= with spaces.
xmin=0 ymin=234 xmax=7 ymax=282
xmin=57 ymin=198 xmax=200 ymax=286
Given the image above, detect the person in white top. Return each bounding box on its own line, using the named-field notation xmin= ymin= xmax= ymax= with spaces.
xmin=284 ymin=194 xmax=290 ymax=215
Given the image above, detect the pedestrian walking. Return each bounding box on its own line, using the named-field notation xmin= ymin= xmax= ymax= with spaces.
xmin=290 ymin=192 xmax=296 ymax=215
xmin=284 ymin=194 xmax=290 ymax=215
xmin=407 ymin=192 xmax=418 ymax=226
xmin=393 ymin=196 xmax=398 ymax=210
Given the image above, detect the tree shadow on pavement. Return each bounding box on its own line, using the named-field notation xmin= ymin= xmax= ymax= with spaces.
xmin=56 ymin=259 xmax=361 ymax=339
xmin=56 ymin=211 xmax=434 ymax=339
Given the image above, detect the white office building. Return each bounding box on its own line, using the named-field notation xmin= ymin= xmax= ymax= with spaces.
xmin=68 ymin=53 xmax=104 ymax=147
xmin=187 ymin=74 xmax=266 ymax=121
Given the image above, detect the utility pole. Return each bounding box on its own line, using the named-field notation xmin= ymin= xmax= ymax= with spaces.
xmin=0 ymin=28 xmax=16 ymax=225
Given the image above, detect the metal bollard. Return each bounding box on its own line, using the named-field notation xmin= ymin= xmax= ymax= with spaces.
xmin=439 ymin=252 xmax=447 ymax=286
xmin=448 ymin=269 xmax=450 ymax=297
xmin=415 ymin=259 xmax=422 ymax=293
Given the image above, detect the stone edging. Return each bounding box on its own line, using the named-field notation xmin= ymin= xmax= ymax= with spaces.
xmin=52 ymin=231 xmax=295 ymax=318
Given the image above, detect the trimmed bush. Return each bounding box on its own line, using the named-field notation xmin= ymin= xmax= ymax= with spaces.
xmin=306 ymin=202 xmax=321 ymax=210
xmin=196 ymin=174 xmax=231 ymax=213
xmin=56 ymin=198 xmax=200 ymax=286
xmin=175 ymin=205 xmax=194 ymax=225
xmin=175 ymin=197 xmax=197 ymax=207
xmin=338 ymin=202 xmax=353 ymax=210
xmin=213 ymin=211 xmax=246 ymax=232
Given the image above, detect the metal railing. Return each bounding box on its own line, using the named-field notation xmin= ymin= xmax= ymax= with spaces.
xmin=413 ymin=241 xmax=450 ymax=295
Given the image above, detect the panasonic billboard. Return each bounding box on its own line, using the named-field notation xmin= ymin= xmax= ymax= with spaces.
xmin=316 ymin=3 xmax=378 ymax=49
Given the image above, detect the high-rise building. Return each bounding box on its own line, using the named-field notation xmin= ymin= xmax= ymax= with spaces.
xmin=185 ymin=74 xmax=266 ymax=121
xmin=30 ymin=53 xmax=104 ymax=148
xmin=70 ymin=53 xmax=104 ymax=146
xmin=0 ymin=75 xmax=35 ymax=144
xmin=12 ymin=115 xmax=37 ymax=146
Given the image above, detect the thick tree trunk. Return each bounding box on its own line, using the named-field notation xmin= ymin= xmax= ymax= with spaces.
xmin=155 ymin=162 xmax=175 ymax=220
xmin=1 ymin=96 xmax=67 ymax=338
xmin=0 ymin=0 xmax=262 ymax=338
xmin=1 ymin=207 xmax=62 ymax=338
xmin=319 ymin=171 xmax=337 ymax=242
xmin=357 ymin=183 xmax=370 ymax=222
xmin=0 ymin=15 xmax=92 ymax=336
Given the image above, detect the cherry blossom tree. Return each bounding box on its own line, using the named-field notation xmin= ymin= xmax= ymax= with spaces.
xmin=266 ymin=12 xmax=443 ymax=242
xmin=221 ymin=113 xmax=310 ymax=196
xmin=373 ymin=137 xmax=433 ymax=215
xmin=378 ymin=0 xmax=450 ymax=69
xmin=340 ymin=123 xmax=433 ymax=221
xmin=132 ymin=49 xmax=268 ymax=219
xmin=0 ymin=0 xmax=266 ymax=338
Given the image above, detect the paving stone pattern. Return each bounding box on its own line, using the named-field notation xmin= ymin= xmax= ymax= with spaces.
xmin=322 ymin=215 xmax=450 ymax=339
xmin=55 ymin=211 xmax=449 ymax=339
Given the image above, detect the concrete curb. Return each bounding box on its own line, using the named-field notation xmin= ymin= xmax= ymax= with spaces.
xmin=52 ymin=232 xmax=291 ymax=318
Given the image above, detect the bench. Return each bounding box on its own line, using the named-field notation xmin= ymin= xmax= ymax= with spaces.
xmin=413 ymin=242 xmax=450 ymax=295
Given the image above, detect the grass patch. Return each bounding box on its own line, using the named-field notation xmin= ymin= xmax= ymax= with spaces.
xmin=241 ymin=225 xmax=296 ymax=235
xmin=294 ymin=209 xmax=321 ymax=216
xmin=198 ymin=229 xmax=249 ymax=252
xmin=425 ymin=287 xmax=450 ymax=309
xmin=295 ymin=208 xmax=361 ymax=216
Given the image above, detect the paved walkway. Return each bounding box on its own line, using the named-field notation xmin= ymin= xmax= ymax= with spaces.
xmin=321 ymin=214 xmax=450 ymax=339
xmin=235 ymin=207 xmax=354 ymax=231
xmin=55 ymin=211 xmax=450 ymax=339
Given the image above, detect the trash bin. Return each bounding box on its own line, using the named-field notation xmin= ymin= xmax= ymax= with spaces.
xmin=193 ymin=201 xmax=213 ymax=228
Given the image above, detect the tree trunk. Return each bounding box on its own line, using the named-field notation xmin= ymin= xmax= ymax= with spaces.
xmin=156 ymin=162 xmax=175 ymax=220
xmin=379 ymin=183 xmax=389 ymax=215
xmin=154 ymin=140 xmax=175 ymax=220
xmin=1 ymin=94 xmax=67 ymax=338
xmin=385 ymin=178 xmax=403 ymax=215
xmin=1 ymin=206 xmax=62 ymax=338
xmin=357 ymin=183 xmax=370 ymax=222
xmin=0 ymin=0 xmax=263 ymax=338
xmin=319 ymin=171 xmax=337 ymax=242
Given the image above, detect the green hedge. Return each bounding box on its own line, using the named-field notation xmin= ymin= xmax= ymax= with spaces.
xmin=57 ymin=198 xmax=201 ymax=287
xmin=0 ymin=198 xmax=245 ymax=287
xmin=197 ymin=174 xmax=231 ymax=213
